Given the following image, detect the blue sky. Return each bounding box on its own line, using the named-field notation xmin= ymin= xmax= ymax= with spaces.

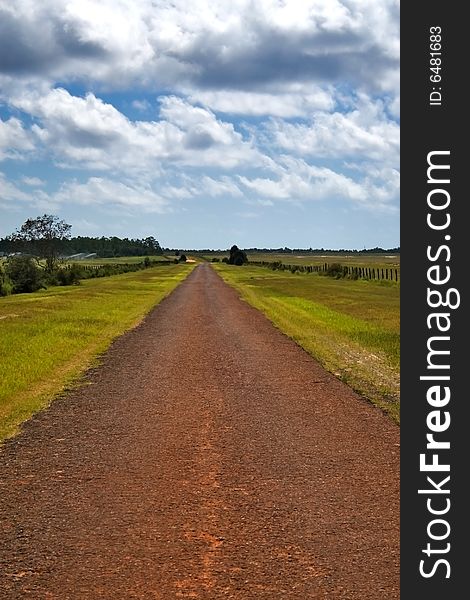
xmin=0 ymin=0 xmax=399 ymax=250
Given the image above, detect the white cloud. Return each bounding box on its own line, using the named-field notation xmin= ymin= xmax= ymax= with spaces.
xmin=0 ymin=172 xmax=31 ymax=209
xmin=53 ymin=177 xmax=170 ymax=213
xmin=187 ymin=86 xmax=334 ymax=117
xmin=0 ymin=117 xmax=35 ymax=160
xmin=131 ymin=99 xmax=152 ymax=112
xmin=13 ymin=88 xmax=180 ymax=170
xmin=0 ymin=1 xmax=399 ymax=97
xmin=239 ymin=156 xmax=399 ymax=212
xmin=21 ymin=176 xmax=45 ymax=186
xmin=264 ymin=95 xmax=399 ymax=166
xmin=8 ymin=89 xmax=266 ymax=172
xmin=199 ymin=176 xmax=243 ymax=197
xmin=0 ymin=1 xmax=399 ymax=247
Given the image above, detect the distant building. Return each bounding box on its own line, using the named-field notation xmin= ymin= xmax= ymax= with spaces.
xmin=67 ymin=253 xmax=98 ymax=260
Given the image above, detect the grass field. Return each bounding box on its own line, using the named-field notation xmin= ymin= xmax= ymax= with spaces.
xmin=197 ymin=251 xmax=400 ymax=271
xmin=0 ymin=263 xmax=194 ymax=441
xmin=64 ymin=254 xmax=173 ymax=266
xmin=247 ymin=252 xmax=400 ymax=268
xmin=214 ymin=263 xmax=400 ymax=423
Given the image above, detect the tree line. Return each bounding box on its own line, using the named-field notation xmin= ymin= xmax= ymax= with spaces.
xmin=0 ymin=220 xmax=162 ymax=260
xmin=195 ymin=246 xmax=400 ymax=255
xmin=0 ymin=215 xmax=164 ymax=296
xmin=0 ymin=235 xmax=162 ymax=258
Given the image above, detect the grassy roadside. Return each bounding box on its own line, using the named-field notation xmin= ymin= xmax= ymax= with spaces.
xmin=214 ymin=263 xmax=400 ymax=423
xmin=0 ymin=264 xmax=194 ymax=441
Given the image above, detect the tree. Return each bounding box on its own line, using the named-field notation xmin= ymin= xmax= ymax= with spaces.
xmin=228 ymin=245 xmax=248 ymax=266
xmin=5 ymin=256 xmax=44 ymax=293
xmin=9 ymin=215 xmax=72 ymax=273
xmin=143 ymin=236 xmax=162 ymax=255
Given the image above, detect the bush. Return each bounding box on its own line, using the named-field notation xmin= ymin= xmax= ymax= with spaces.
xmin=56 ymin=264 xmax=84 ymax=286
xmin=325 ymin=263 xmax=346 ymax=279
xmin=179 ymin=254 xmax=187 ymax=263
xmin=228 ymin=244 xmax=247 ymax=266
xmin=0 ymin=267 xmax=13 ymax=296
xmin=211 ymin=257 xmax=220 ymax=262
xmin=5 ymin=256 xmax=44 ymax=293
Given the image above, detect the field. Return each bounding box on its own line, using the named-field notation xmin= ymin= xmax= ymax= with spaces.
xmin=0 ymin=255 xmax=173 ymax=268
xmin=248 ymin=252 xmax=400 ymax=268
xmin=214 ymin=263 xmax=400 ymax=422
xmin=1 ymin=254 xmax=400 ymax=441
xmin=197 ymin=251 xmax=400 ymax=269
xmin=63 ymin=254 xmax=174 ymax=265
xmin=0 ymin=263 xmax=194 ymax=441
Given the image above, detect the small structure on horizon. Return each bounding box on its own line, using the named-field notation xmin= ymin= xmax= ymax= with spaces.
xmin=67 ymin=253 xmax=97 ymax=260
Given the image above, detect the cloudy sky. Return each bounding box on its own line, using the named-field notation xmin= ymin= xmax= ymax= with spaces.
xmin=0 ymin=0 xmax=399 ymax=249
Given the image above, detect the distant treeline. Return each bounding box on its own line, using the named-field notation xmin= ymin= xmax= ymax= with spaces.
xmin=188 ymin=246 xmax=400 ymax=254
xmin=0 ymin=235 xmax=162 ymax=258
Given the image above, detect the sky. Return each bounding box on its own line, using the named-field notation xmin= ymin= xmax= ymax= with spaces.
xmin=0 ymin=0 xmax=399 ymax=250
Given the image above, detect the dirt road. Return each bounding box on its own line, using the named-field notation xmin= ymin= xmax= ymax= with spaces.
xmin=0 ymin=264 xmax=399 ymax=599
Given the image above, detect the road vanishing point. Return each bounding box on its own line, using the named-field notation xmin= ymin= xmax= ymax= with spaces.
xmin=0 ymin=263 xmax=399 ymax=599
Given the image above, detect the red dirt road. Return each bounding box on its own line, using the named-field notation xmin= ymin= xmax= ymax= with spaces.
xmin=0 ymin=264 xmax=399 ymax=599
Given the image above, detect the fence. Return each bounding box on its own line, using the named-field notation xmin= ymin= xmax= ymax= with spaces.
xmin=249 ymin=261 xmax=400 ymax=282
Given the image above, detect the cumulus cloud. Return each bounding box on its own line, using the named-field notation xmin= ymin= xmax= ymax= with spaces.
xmin=8 ymin=88 xmax=266 ymax=172
xmin=52 ymin=177 xmax=170 ymax=213
xmin=147 ymin=0 xmax=399 ymax=95
xmin=264 ymin=94 xmax=399 ymax=166
xmin=0 ymin=172 xmax=31 ymax=209
xmin=21 ymin=176 xmax=46 ymax=186
xmin=0 ymin=0 xmax=399 ymax=242
xmin=239 ymin=156 xmax=399 ymax=212
xmin=0 ymin=0 xmax=399 ymax=96
xmin=131 ymin=99 xmax=152 ymax=112
xmin=187 ymin=86 xmax=335 ymax=117
xmin=199 ymin=176 xmax=243 ymax=198
xmin=0 ymin=117 xmax=35 ymax=160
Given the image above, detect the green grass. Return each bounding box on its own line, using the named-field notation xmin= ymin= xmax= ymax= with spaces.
xmin=0 ymin=264 xmax=194 ymax=441
xmin=247 ymin=252 xmax=400 ymax=269
xmin=195 ymin=252 xmax=400 ymax=270
xmin=65 ymin=255 xmax=172 ymax=266
xmin=214 ymin=263 xmax=400 ymax=423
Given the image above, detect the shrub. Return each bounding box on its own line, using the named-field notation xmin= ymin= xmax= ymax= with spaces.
xmin=56 ymin=264 xmax=84 ymax=286
xmin=179 ymin=254 xmax=187 ymax=263
xmin=228 ymin=244 xmax=247 ymax=266
xmin=0 ymin=267 xmax=13 ymax=296
xmin=325 ymin=263 xmax=346 ymax=278
xmin=5 ymin=256 xmax=44 ymax=293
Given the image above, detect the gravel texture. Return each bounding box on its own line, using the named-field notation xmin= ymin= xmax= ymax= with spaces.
xmin=0 ymin=263 xmax=399 ymax=599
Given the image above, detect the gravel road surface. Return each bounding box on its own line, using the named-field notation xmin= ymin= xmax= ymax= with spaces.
xmin=0 ymin=263 xmax=399 ymax=599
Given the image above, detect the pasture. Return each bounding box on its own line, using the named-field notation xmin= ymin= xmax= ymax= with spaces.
xmin=0 ymin=263 xmax=194 ymax=441
xmin=214 ymin=263 xmax=400 ymax=422
xmin=247 ymin=252 xmax=400 ymax=268
xmin=64 ymin=254 xmax=173 ymax=266
xmin=198 ymin=251 xmax=400 ymax=269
